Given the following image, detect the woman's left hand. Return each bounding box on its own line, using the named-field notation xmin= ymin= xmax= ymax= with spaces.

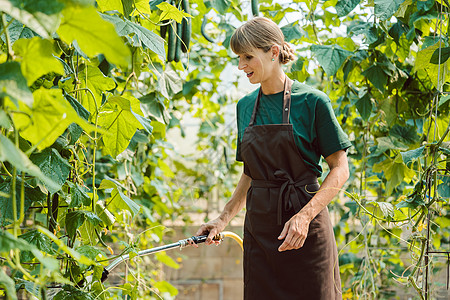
xmin=277 ymin=212 xmax=310 ymax=252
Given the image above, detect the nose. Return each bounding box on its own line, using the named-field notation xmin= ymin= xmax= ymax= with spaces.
xmin=238 ymin=57 xmax=246 ymax=70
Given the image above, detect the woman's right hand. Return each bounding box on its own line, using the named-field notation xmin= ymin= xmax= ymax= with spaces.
xmin=195 ymin=217 xmax=228 ymax=245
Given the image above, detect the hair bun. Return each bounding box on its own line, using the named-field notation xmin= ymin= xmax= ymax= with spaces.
xmin=279 ymin=42 xmax=296 ymax=64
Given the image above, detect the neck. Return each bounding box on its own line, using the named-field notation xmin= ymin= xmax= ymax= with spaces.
xmin=260 ymin=71 xmax=286 ymax=95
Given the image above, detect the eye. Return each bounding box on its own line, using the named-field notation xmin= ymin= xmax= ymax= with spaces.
xmin=245 ymin=55 xmax=253 ymax=60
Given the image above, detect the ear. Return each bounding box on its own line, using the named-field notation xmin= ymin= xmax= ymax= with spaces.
xmin=271 ymin=45 xmax=280 ymax=59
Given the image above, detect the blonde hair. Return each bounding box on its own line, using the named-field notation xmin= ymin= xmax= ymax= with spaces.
xmin=230 ymin=17 xmax=295 ymax=64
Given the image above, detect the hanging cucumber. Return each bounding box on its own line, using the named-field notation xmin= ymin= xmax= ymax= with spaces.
xmin=174 ymin=22 xmax=183 ymax=62
xmin=167 ymin=22 xmax=177 ymax=62
xmin=160 ymin=24 xmax=168 ymax=39
xmin=251 ymin=0 xmax=259 ymax=16
xmin=201 ymin=15 xmax=215 ymax=43
xmin=181 ymin=0 xmax=191 ymax=52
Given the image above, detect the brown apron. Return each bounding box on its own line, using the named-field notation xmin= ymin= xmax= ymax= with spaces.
xmin=240 ymin=78 xmax=342 ymax=300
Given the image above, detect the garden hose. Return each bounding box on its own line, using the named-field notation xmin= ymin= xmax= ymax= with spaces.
xmin=99 ymin=231 xmax=243 ymax=282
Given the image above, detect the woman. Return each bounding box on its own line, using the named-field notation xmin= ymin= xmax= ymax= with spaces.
xmin=196 ymin=17 xmax=351 ymax=299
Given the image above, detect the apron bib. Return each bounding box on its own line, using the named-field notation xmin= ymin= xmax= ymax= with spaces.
xmin=240 ymin=78 xmax=342 ymax=300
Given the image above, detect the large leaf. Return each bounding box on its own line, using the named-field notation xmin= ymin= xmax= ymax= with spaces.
xmin=0 ymin=134 xmax=59 ymax=192
xmin=0 ymin=0 xmax=63 ymax=39
xmin=65 ymin=210 xmax=102 ymax=239
xmin=374 ymin=0 xmax=405 ymax=21
xmin=30 ymin=148 xmax=71 ymax=194
xmin=210 ymin=0 xmax=231 ymax=14
xmin=100 ymin=14 xmax=165 ymax=59
xmin=12 ymin=88 xmax=96 ymax=151
xmin=310 ymin=45 xmax=352 ymax=76
xmin=19 ymin=229 xmax=54 ymax=262
xmin=355 ymin=93 xmax=373 ymax=121
xmin=54 ymin=285 xmax=95 ymax=300
xmin=0 ymin=18 xmax=37 ymax=45
xmin=336 ymin=0 xmax=361 ymax=17
xmin=0 ymin=268 xmax=18 ymax=300
xmin=156 ymin=2 xmax=191 ymax=23
xmin=100 ymin=179 xmax=140 ymax=216
xmin=68 ymin=182 xmax=91 ymax=208
xmin=0 ymin=230 xmax=59 ymax=271
xmin=98 ymin=96 xmax=150 ymax=157
xmin=96 ymin=0 xmax=123 ymax=14
xmin=12 ymin=37 xmax=64 ymax=85
xmin=361 ymin=64 xmax=387 ymax=92
xmin=430 ymin=46 xmax=450 ymax=64
xmin=400 ymin=146 xmax=425 ymax=166
xmin=438 ymin=177 xmax=450 ymax=198
xmin=158 ymin=69 xmax=183 ymax=100
xmin=0 ymin=178 xmax=46 ymax=226
xmin=0 ymin=62 xmax=33 ymax=107
xmin=281 ymin=22 xmax=303 ymax=42
xmin=373 ymin=154 xmax=416 ymax=194
xmin=78 ymin=65 xmax=115 ymax=115
xmin=57 ymin=5 xmax=131 ymax=67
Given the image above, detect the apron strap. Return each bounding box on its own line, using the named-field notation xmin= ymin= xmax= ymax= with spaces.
xmin=249 ymin=76 xmax=293 ymax=126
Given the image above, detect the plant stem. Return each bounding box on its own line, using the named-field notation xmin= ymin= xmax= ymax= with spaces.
xmin=1 ymin=13 xmax=13 ymax=60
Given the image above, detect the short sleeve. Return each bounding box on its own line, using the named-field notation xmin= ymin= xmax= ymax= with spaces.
xmin=315 ymin=96 xmax=352 ymax=158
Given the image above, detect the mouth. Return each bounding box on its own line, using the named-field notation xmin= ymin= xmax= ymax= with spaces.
xmin=246 ymin=72 xmax=254 ymax=78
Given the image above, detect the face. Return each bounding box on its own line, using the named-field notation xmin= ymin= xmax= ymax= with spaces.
xmin=237 ymin=48 xmax=274 ymax=84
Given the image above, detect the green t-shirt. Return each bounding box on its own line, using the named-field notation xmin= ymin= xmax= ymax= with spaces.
xmin=236 ymin=80 xmax=351 ymax=177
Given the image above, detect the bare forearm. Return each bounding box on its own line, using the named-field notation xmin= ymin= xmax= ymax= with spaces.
xmin=219 ymin=172 xmax=251 ymax=224
xmin=300 ymin=150 xmax=349 ymax=222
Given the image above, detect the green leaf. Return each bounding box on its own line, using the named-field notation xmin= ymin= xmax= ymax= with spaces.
xmin=65 ymin=210 xmax=101 ymax=239
xmin=1 ymin=18 xmax=37 ymax=45
xmin=310 ymin=45 xmax=352 ymax=76
xmin=19 ymin=230 xmax=54 ymax=262
xmin=438 ymin=177 xmax=450 ymax=198
xmin=54 ymin=285 xmax=95 ymax=300
xmin=0 ymin=230 xmax=59 ymax=270
xmin=388 ymin=21 xmax=409 ymax=43
xmin=98 ymin=96 xmax=148 ymax=157
xmin=157 ymin=2 xmax=191 ymax=23
xmin=100 ymin=14 xmax=166 ymax=59
xmin=355 ymin=93 xmax=373 ymax=121
xmin=30 ymin=148 xmax=71 ymax=194
xmin=400 ymin=146 xmax=425 ymax=166
xmin=64 ymin=91 xmax=90 ymax=144
xmin=0 ymin=178 xmax=46 ymax=226
xmin=376 ymin=202 xmax=395 ymax=218
xmin=155 ymin=252 xmax=180 ymax=269
xmin=430 ymin=46 xmax=450 ymax=64
xmin=373 ymin=155 xmax=416 ymax=194
xmin=281 ymin=22 xmax=303 ymax=42
xmin=57 ymin=5 xmax=131 ymax=67
xmin=76 ymin=245 xmax=104 ymax=261
xmin=390 ymin=124 xmax=419 ymax=144
xmin=68 ymin=182 xmax=91 ymax=208
xmin=158 ymin=69 xmax=183 ymax=100
xmin=0 ymin=62 xmax=33 ymax=107
xmin=96 ymin=0 xmax=123 ymax=14
xmin=439 ymin=94 xmax=450 ymax=107
xmin=101 ymin=179 xmax=140 ymax=216
xmin=361 ymin=64 xmax=387 ymax=92
xmin=374 ymin=0 xmax=405 ymax=21
xmin=0 ymin=268 xmax=18 ymax=300
xmin=13 ymin=37 xmax=65 ymax=85
xmin=210 ymin=0 xmax=231 ymax=14
xmin=0 ymin=0 xmax=63 ymax=39
xmin=0 ymin=134 xmax=60 ymax=192
xmin=336 ymin=0 xmax=361 ymax=17
xmin=95 ymin=203 xmax=115 ymax=226
xmin=153 ymin=280 xmax=178 ymax=297
xmin=140 ymin=93 xmax=168 ymax=124
xmin=12 ymin=88 xmax=98 ymax=150
xmin=77 ymin=65 xmax=115 ymax=115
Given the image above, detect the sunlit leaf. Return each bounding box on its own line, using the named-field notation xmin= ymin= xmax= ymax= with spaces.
xmin=281 ymin=22 xmax=303 ymax=42
xmin=100 ymin=179 xmax=140 ymax=216
xmin=0 ymin=134 xmax=59 ymax=192
xmin=30 ymin=148 xmax=72 ymax=194
xmin=13 ymin=37 xmax=65 ymax=85
xmin=310 ymin=44 xmax=352 ymax=76
xmin=155 ymin=252 xmax=180 ymax=269
xmin=57 ymin=5 xmax=131 ymax=67
xmin=0 ymin=0 xmax=63 ymax=39
xmin=374 ymin=0 xmax=405 ymax=21
xmin=0 ymin=62 xmax=33 ymax=107
xmin=336 ymin=0 xmax=361 ymax=17
xmin=400 ymin=146 xmax=425 ymax=166
xmin=157 ymin=2 xmax=191 ymax=23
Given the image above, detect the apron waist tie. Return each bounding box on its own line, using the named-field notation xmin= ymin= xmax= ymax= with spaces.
xmin=251 ymin=171 xmax=319 ymax=225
